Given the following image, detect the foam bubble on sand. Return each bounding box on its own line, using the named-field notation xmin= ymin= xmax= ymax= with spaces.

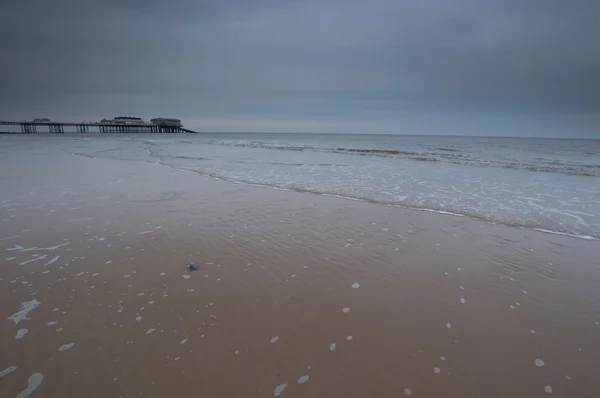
xmin=105 ymin=260 xmax=112 ymax=264
xmin=274 ymin=383 xmax=287 ymax=396
xmin=145 ymin=328 xmax=156 ymax=335
xmin=160 ymin=273 xmax=165 ymax=276
xmin=440 ymin=356 xmax=446 ymax=361
xmin=535 ymin=358 xmax=545 ymax=367
xmin=346 ymin=336 xmax=353 ymax=341
xmin=16 ymin=373 xmax=43 ymax=398
xmin=15 ymin=328 xmax=28 ymax=339
xmin=544 ymin=385 xmax=553 ymax=393
xmin=446 ymin=322 xmax=452 ymax=329
xmin=56 ymin=328 xmax=63 ymax=332
xmin=234 ymin=350 xmax=240 ymax=355
xmin=404 ymin=388 xmax=412 ymax=396
xmin=8 ymin=299 xmax=41 ymax=324
xmin=7 ymin=257 xmax=16 ymax=260
xmin=44 ymin=256 xmax=59 ymax=266
xmin=0 ymin=366 xmax=17 ymax=378
xmin=530 ymin=330 xmax=536 ymax=334
xmin=180 ymin=339 xmax=188 ymax=344
xmin=270 ymin=336 xmax=279 ymax=343
xmin=343 ymin=307 xmax=351 ymax=313
xmin=297 ymin=375 xmax=309 ymax=384
xmin=148 ymin=301 xmax=154 ymax=305
xmin=47 ymin=321 xmax=57 ymax=326
xmin=433 ymin=367 xmax=441 ymax=374
xmin=136 ymin=316 xmax=142 ymax=322
xmin=174 ymin=357 xmax=180 ymax=361
xmin=58 ymin=343 xmax=74 ymax=352
xmin=329 ymin=343 xmax=336 ymax=351
xmin=459 ymin=297 xmax=466 ymax=304
xmin=351 ymin=283 xmax=360 ymax=289
xmin=182 ymin=275 xmax=191 ymax=280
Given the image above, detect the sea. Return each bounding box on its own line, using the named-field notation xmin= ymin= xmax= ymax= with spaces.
xmin=6 ymin=133 xmax=600 ymax=239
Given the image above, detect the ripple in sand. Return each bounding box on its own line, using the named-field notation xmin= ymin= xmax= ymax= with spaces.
xmin=274 ymin=383 xmax=287 ymax=396
xmin=329 ymin=343 xmax=336 ymax=351
xmin=297 ymin=375 xmax=309 ymax=384
xmin=343 ymin=307 xmax=351 ymax=313
xmin=15 ymin=328 xmax=28 ymax=339
xmin=58 ymin=343 xmax=74 ymax=352
xmin=351 ymin=283 xmax=360 ymax=289
xmin=544 ymin=385 xmax=553 ymax=393
xmin=270 ymin=336 xmax=279 ymax=343
xmin=535 ymin=358 xmax=545 ymax=367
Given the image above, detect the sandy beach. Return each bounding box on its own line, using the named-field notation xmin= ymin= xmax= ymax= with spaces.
xmin=1 ymin=137 xmax=600 ymax=398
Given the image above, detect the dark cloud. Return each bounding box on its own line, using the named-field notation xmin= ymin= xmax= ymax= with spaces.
xmin=1 ymin=0 xmax=599 ymax=136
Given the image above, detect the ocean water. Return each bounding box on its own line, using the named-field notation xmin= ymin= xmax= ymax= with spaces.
xmin=7 ymin=133 xmax=600 ymax=239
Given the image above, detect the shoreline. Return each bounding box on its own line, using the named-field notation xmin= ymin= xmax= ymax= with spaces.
xmin=1 ymin=140 xmax=599 ymax=397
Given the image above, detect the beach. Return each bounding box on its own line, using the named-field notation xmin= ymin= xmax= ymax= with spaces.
xmin=1 ymin=135 xmax=600 ymax=398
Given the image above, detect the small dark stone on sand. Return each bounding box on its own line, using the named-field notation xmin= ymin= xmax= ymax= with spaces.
xmin=188 ymin=263 xmax=199 ymax=271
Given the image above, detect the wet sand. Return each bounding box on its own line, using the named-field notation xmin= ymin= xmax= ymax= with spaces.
xmin=1 ymin=140 xmax=600 ymax=397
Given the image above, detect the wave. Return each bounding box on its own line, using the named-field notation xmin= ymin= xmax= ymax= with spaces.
xmin=162 ymin=163 xmax=599 ymax=241
xmin=201 ymin=139 xmax=599 ymax=177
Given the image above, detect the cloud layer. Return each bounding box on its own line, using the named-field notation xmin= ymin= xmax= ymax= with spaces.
xmin=2 ymin=0 xmax=599 ymax=136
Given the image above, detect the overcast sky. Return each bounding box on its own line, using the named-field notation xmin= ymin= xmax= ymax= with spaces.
xmin=2 ymin=0 xmax=599 ymax=137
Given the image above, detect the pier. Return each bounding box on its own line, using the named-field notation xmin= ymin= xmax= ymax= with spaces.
xmin=0 ymin=117 xmax=197 ymax=134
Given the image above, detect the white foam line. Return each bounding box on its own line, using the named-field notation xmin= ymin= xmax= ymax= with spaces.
xmin=185 ymin=170 xmax=600 ymax=241
xmin=16 ymin=373 xmax=43 ymax=398
xmin=20 ymin=255 xmax=48 ymax=266
xmin=7 ymin=245 xmax=24 ymax=251
xmin=43 ymin=256 xmax=60 ymax=266
xmin=0 ymin=235 xmax=21 ymax=241
xmin=0 ymin=366 xmax=17 ymax=378
xmin=136 ymin=226 xmax=162 ymax=235
xmin=19 ymin=243 xmax=70 ymax=252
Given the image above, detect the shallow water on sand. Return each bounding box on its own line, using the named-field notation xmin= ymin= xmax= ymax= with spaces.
xmin=1 ymin=137 xmax=599 ymax=397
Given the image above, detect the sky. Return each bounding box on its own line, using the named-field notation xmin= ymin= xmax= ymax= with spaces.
xmin=2 ymin=0 xmax=599 ymax=137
